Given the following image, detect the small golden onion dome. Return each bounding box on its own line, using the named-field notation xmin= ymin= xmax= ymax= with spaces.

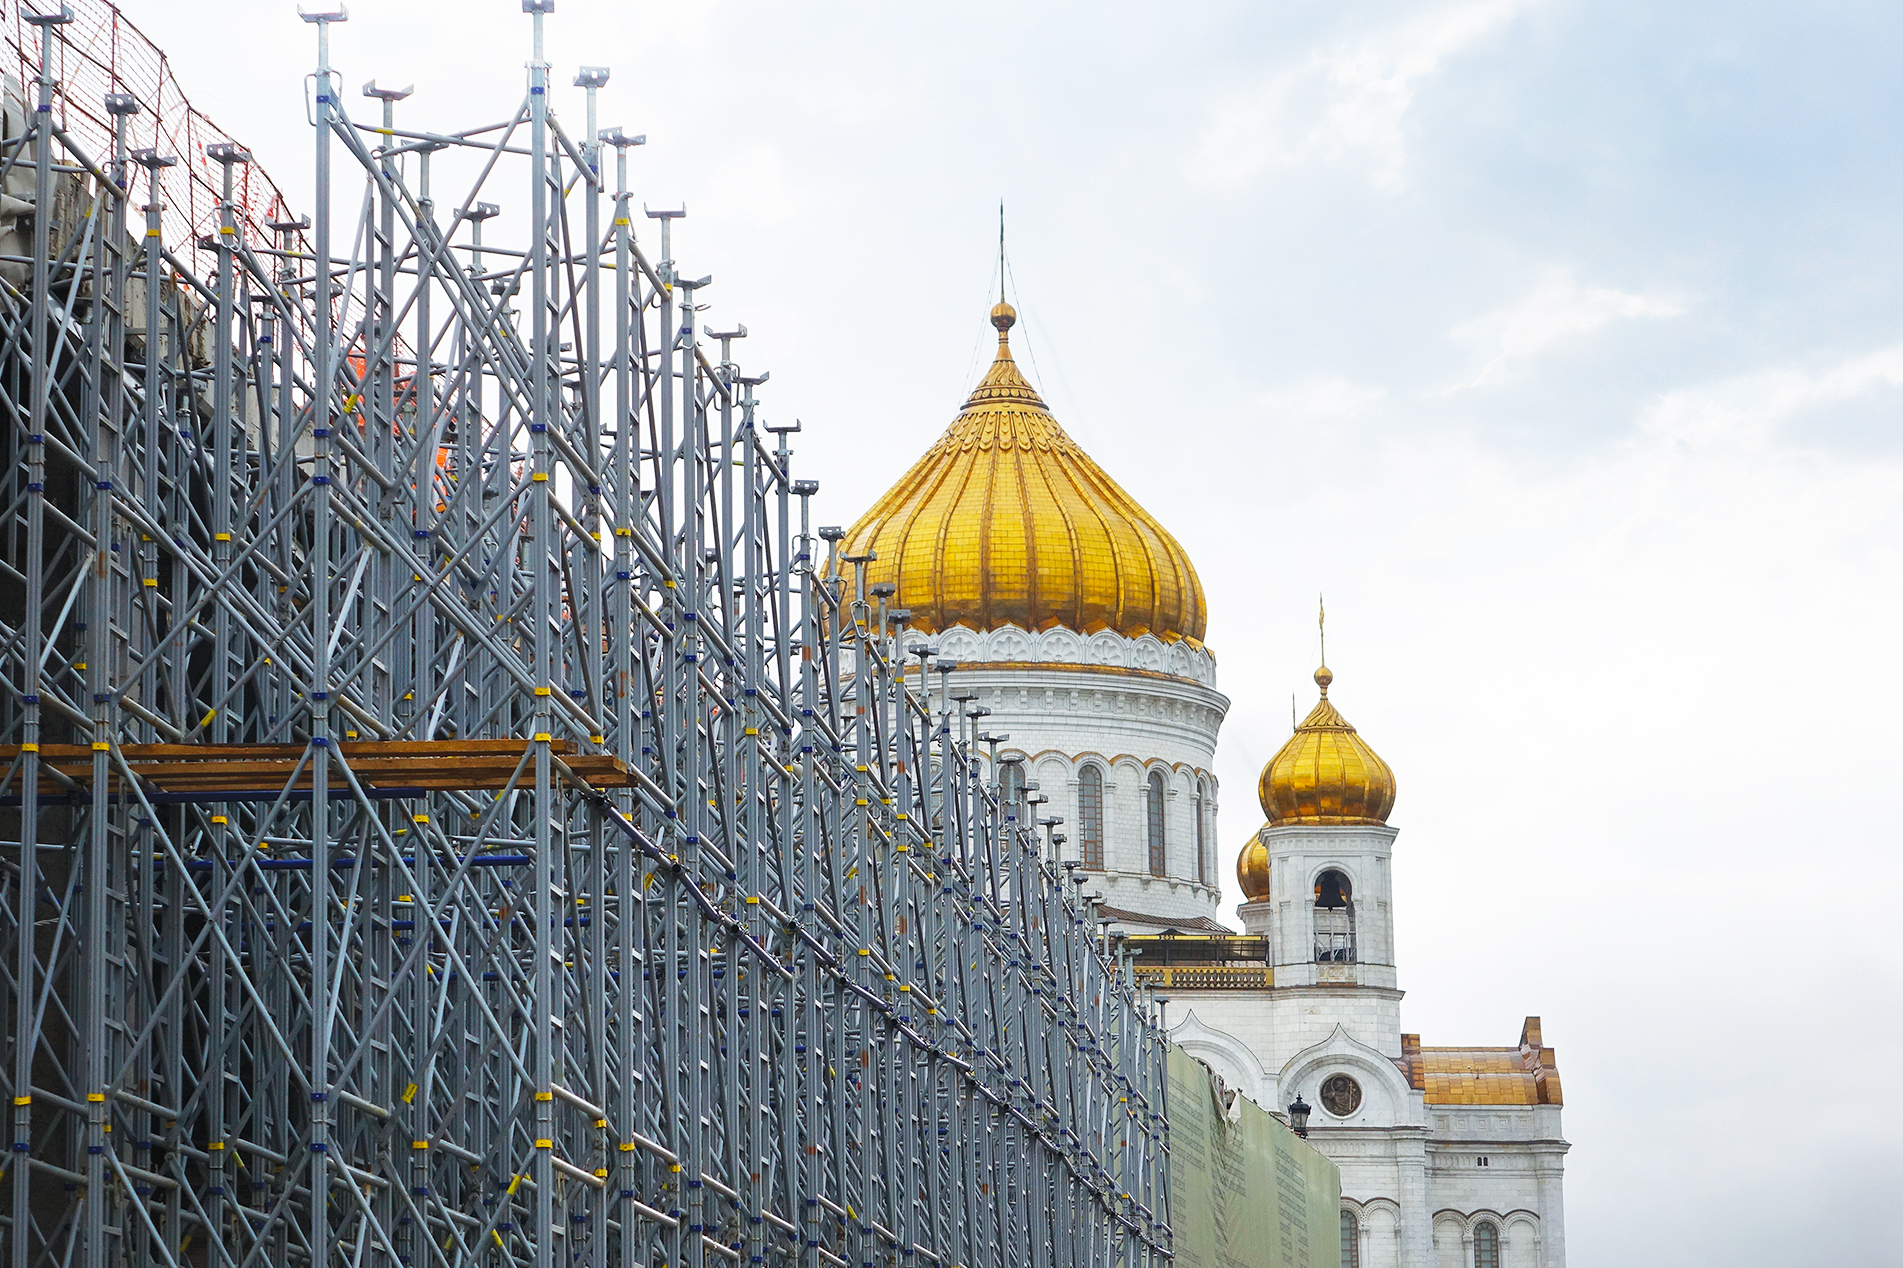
xmin=833 ymin=305 xmax=1207 ymax=644
xmin=1259 ymin=665 xmax=1396 ymax=826
xmin=1236 ymin=826 xmax=1272 ymax=901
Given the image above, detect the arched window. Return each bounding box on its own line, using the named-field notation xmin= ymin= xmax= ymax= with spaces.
xmin=1000 ymin=761 xmax=1024 ymax=818
xmin=1078 ymin=766 xmax=1105 ymax=871
xmin=1194 ymin=780 xmax=1208 ymax=885
xmin=1339 ymin=1210 xmax=1360 ymax=1268
xmin=1145 ymin=771 xmax=1167 ymax=877
xmin=1313 ymin=869 xmax=1356 ymax=963
xmin=1473 ymin=1220 xmax=1500 ymax=1268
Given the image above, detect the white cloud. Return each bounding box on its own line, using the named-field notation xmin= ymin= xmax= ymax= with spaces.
xmin=1187 ymin=0 xmax=1535 ymax=191
xmin=1448 ymin=269 xmax=1685 ymax=387
xmin=1638 ymin=342 xmax=1903 ymax=445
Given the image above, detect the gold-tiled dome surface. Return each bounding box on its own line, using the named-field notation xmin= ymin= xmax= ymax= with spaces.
xmin=1259 ymin=666 xmax=1396 ymax=826
xmin=1236 ymin=825 xmax=1272 ymax=900
xmin=835 ymin=304 xmax=1207 ymax=644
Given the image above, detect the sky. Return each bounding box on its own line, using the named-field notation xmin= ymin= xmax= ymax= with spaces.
xmin=105 ymin=1 xmax=1903 ymax=1264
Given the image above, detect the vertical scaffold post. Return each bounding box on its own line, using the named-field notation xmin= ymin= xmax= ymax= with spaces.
xmin=523 ymin=7 xmax=558 ymax=1268
xmin=299 ymin=9 xmax=346 ymax=1263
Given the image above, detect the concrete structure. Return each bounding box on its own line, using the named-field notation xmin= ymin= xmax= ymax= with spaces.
xmin=1168 ymin=1046 xmax=1341 ymax=1268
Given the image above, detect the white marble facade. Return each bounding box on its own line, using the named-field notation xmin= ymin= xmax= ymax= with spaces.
xmin=1169 ymin=821 xmax=1569 ymax=1268
xmin=919 ymin=624 xmax=1231 ymax=927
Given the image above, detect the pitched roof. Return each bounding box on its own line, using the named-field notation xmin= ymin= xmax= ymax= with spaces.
xmin=1094 ymin=904 xmax=1236 ymax=934
xmin=1397 ymin=1018 xmax=1563 ymax=1107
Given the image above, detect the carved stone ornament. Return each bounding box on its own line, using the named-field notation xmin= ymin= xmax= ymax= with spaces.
xmin=1320 ymin=1073 xmax=1362 ymax=1117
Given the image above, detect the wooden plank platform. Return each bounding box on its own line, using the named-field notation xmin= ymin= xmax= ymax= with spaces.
xmin=0 ymin=739 xmax=633 ymax=797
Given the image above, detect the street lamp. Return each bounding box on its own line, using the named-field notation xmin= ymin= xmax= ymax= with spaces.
xmin=1287 ymin=1092 xmax=1311 ymax=1139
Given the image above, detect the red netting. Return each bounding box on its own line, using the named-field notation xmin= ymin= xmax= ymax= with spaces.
xmin=4 ymin=0 xmax=311 ymax=280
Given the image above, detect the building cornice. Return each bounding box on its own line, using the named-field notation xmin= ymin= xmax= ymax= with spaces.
xmin=934 ymin=623 xmax=1221 ymax=690
xmin=1267 ymin=984 xmax=1407 ymax=1002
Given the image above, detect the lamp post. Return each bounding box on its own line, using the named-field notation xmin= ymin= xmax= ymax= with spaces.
xmin=1288 ymin=1092 xmax=1311 ymax=1139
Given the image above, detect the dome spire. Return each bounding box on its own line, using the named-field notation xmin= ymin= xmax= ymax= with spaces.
xmin=991 ymin=201 xmax=1017 ymax=346
xmin=998 ymin=198 xmax=1006 ymax=305
xmin=1316 ymin=593 xmax=1332 ymax=696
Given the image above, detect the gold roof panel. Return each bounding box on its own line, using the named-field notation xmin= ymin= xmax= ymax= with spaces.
xmin=834 ymin=302 xmax=1207 ymax=645
xmin=1399 ymin=1025 xmax=1563 ymax=1107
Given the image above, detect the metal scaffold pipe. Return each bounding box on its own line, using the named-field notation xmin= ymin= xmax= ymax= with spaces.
xmin=0 ymin=4 xmax=1171 ymax=1267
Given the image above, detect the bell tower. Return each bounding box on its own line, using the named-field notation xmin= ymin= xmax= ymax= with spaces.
xmin=1236 ymin=659 xmax=1403 ymax=1055
xmin=1185 ymin=629 xmax=1568 ymax=1267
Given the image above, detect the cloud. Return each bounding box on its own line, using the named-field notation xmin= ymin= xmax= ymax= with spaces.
xmin=1637 ymin=341 xmax=1903 ymax=446
xmin=1187 ymin=0 xmax=1535 ymax=191
xmin=1448 ymin=269 xmax=1686 ymax=387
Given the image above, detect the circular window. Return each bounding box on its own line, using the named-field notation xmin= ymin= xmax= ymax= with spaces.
xmin=1320 ymin=1073 xmax=1362 ymax=1117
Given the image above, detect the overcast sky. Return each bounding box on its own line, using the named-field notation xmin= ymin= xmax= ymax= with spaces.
xmin=112 ymin=1 xmax=1903 ymax=1263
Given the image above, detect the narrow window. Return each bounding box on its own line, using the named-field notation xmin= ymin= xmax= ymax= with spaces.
xmin=1194 ymin=782 xmax=1207 ymax=885
xmin=1339 ymin=1210 xmax=1360 ymax=1268
xmin=1146 ymin=771 xmax=1167 ymax=877
xmin=1473 ymin=1220 xmax=1500 ymax=1268
xmin=1313 ymin=869 xmax=1356 ymax=963
xmin=1079 ymin=766 xmax=1105 ymax=871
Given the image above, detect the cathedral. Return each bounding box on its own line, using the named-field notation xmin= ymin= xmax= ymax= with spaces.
xmin=832 ymin=299 xmax=1571 ymax=1268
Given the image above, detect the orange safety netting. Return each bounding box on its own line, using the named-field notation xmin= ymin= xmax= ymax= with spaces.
xmin=3 ymin=0 xmax=310 ymax=280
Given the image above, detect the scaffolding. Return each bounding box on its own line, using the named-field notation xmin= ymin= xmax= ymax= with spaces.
xmin=0 ymin=3 xmax=1171 ymax=1267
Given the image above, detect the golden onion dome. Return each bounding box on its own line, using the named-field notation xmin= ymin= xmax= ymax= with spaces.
xmin=1236 ymin=825 xmax=1272 ymax=901
xmin=834 ymin=302 xmax=1207 ymax=644
xmin=1259 ymin=665 xmax=1397 ymax=826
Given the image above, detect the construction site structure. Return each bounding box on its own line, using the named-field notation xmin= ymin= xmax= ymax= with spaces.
xmin=0 ymin=3 xmax=1172 ymax=1267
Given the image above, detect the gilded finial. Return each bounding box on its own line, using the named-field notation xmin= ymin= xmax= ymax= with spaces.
xmin=991 ymin=299 xmax=1017 ymax=334
xmin=1315 ymin=594 xmax=1331 ymax=695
